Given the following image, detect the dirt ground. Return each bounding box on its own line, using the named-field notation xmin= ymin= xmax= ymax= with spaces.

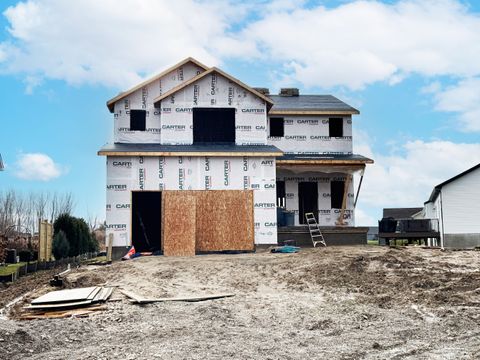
xmin=1 ymin=246 xmax=480 ymax=359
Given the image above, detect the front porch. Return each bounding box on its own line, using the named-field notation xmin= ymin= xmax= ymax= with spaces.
xmin=277 ymin=225 xmax=369 ymax=246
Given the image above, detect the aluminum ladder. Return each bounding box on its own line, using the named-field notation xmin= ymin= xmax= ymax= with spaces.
xmin=305 ymin=213 xmax=327 ymax=247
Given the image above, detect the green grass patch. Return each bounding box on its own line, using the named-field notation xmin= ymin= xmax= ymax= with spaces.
xmin=0 ymin=262 xmax=27 ymax=276
xmin=83 ymin=256 xmax=107 ymax=264
xmin=367 ymin=240 xmax=379 ymax=246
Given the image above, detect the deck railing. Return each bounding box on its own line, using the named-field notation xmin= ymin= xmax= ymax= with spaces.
xmin=379 ymin=218 xmax=439 ymax=233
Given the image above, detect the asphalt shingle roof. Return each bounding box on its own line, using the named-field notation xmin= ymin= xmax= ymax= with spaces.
xmin=269 ymin=95 xmax=359 ymax=113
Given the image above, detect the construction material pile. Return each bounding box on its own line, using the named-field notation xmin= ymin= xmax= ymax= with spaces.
xmin=21 ymin=286 xmax=113 ymax=320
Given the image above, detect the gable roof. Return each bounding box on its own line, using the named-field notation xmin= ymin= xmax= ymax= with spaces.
xmin=153 ymin=67 xmax=275 ymax=108
xmin=106 ymin=57 xmax=209 ymax=112
xmin=426 ymin=162 xmax=480 ymax=203
xmin=268 ymin=95 xmax=359 ymax=115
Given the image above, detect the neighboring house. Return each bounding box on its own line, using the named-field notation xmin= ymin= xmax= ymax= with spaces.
xmin=382 ymin=208 xmax=423 ymax=220
xmin=98 ymin=58 xmax=373 ymax=256
xmin=423 ymin=163 xmax=480 ymax=248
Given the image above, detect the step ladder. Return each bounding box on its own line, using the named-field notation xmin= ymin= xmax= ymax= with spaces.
xmin=305 ymin=213 xmax=327 ymax=247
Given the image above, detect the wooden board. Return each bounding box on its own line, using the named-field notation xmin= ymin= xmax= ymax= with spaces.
xmin=162 ymin=192 xmax=196 ymax=256
xmin=161 ymin=190 xmax=254 ymax=254
xmin=195 ymin=190 xmax=254 ymax=252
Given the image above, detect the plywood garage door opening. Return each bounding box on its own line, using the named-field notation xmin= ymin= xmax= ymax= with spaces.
xmin=162 ymin=190 xmax=254 ymax=255
xmin=131 ymin=191 xmax=162 ymax=252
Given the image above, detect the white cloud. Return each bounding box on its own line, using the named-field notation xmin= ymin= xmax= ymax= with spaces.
xmin=238 ymin=0 xmax=480 ymax=89
xmin=358 ymin=139 xmax=480 ymax=208
xmin=432 ymin=77 xmax=480 ymax=132
xmin=14 ymin=153 xmax=66 ymax=181
xmin=1 ymin=0 xmax=245 ymax=88
xmin=2 ymin=0 xmax=480 ymax=91
xmin=354 ymin=208 xmax=377 ymax=227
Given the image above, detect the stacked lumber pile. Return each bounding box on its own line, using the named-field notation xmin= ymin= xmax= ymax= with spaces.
xmin=21 ymin=286 xmax=113 ymax=320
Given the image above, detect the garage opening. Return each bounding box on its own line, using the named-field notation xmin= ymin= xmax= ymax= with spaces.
xmin=193 ymin=108 xmax=235 ymax=143
xmin=131 ymin=191 xmax=161 ymax=252
xmin=298 ymin=182 xmax=318 ymax=224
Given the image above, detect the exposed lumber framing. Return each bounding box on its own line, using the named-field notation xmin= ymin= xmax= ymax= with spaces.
xmin=153 ymin=67 xmax=274 ymax=108
xmin=336 ymin=174 xmax=352 ymax=226
xmin=268 ymin=109 xmax=359 ymax=115
xmin=106 ymin=57 xmax=209 ymax=112
xmin=98 ymin=150 xmax=283 ymax=157
xmin=354 ymin=173 xmax=364 ymax=208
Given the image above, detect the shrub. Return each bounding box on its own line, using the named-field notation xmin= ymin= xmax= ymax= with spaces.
xmin=52 ymin=230 xmax=70 ymax=260
xmin=53 ymin=214 xmax=97 ymax=256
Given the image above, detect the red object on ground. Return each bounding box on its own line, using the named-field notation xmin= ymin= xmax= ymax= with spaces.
xmin=121 ymin=246 xmax=136 ymax=260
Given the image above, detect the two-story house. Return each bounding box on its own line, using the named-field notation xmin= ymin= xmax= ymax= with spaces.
xmin=98 ymin=57 xmax=373 ymax=256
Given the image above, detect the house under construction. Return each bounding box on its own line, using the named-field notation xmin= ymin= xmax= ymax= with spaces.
xmin=98 ymin=58 xmax=373 ymax=257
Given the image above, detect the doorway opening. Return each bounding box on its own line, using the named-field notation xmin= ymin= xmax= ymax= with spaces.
xmin=131 ymin=191 xmax=162 ymax=252
xmin=331 ymin=181 xmax=345 ymax=209
xmin=298 ymin=182 xmax=318 ymax=224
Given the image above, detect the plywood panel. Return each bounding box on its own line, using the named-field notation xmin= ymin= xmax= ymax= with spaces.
xmin=162 ymin=192 xmax=196 ymax=256
xmin=195 ymin=190 xmax=254 ymax=252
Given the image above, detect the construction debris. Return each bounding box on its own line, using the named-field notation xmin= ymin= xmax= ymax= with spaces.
xmin=49 ymin=264 xmax=72 ymax=287
xmin=271 ymin=245 xmax=300 ymax=253
xmin=120 ymin=289 xmax=235 ymax=304
xmin=24 ymin=286 xmax=113 ymax=313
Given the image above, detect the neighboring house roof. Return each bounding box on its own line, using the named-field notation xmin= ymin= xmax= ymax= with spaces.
xmin=382 ymin=207 xmax=424 ymax=219
xmin=98 ymin=143 xmax=283 ymax=157
xmin=426 ymin=162 xmax=480 ymax=203
xmin=106 ymin=57 xmax=209 ymax=113
xmin=153 ymin=67 xmax=275 ymax=108
xmin=276 ymin=153 xmax=373 ymax=166
xmin=268 ymin=95 xmax=359 ymax=115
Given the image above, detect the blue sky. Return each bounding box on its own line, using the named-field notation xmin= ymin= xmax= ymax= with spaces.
xmin=1 ymin=0 xmax=480 ymax=225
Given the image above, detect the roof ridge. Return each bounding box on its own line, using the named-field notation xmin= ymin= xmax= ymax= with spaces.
xmin=106 ymin=57 xmax=209 ymax=112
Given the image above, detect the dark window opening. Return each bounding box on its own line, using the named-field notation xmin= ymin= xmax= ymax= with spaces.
xmin=269 ymin=117 xmax=284 ymax=137
xmin=193 ymin=108 xmax=235 ymax=143
xmin=130 ymin=109 xmax=146 ymax=131
xmin=276 ymin=180 xmax=286 ymax=207
xmin=132 ymin=191 xmax=161 ymax=252
xmin=298 ymin=182 xmax=318 ymax=224
xmin=331 ymin=180 xmax=345 ymax=209
xmin=329 ymin=117 xmax=343 ymax=137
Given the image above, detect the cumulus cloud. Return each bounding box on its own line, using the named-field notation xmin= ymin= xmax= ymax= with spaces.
xmin=2 ymin=0 xmax=480 ymax=132
xmin=358 ymin=139 xmax=480 ymax=208
xmin=2 ymin=0 xmax=480 ymax=90
xmin=1 ymin=0 xmax=245 ymax=88
xmin=432 ymin=77 xmax=480 ymax=132
xmin=14 ymin=153 xmax=66 ymax=181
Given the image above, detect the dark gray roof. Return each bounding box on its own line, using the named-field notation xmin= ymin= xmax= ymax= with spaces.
xmin=383 ymin=208 xmax=423 ymax=219
xmin=98 ymin=143 xmax=283 ymax=155
xmin=426 ymin=163 xmax=480 ymax=203
xmin=269 ymin=95 xmax=359 ymax=113
xmin=277 ymin=153 xmax=373 ymax=162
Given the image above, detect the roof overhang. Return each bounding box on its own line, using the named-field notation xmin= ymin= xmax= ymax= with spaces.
xmin=268 ymin=110 xmax=360 ymax=116
xmin=106 ymin=57 xmax=209 ymax=113
xmin=98 ymin=143 xmax=283 ymax=157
